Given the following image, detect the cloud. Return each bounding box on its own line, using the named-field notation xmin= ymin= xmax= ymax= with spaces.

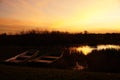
xmin=0 ymin=0 xmax=51 ymax=21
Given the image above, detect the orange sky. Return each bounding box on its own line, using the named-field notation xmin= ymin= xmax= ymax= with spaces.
xmin=0 ymin=0 xmax=120 ymax=33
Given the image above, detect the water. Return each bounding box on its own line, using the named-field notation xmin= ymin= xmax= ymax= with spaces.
xmin=69 ymin=44 xmax=120 ymax=70
xmin=70 ymin=45 xmax=120 ymax=55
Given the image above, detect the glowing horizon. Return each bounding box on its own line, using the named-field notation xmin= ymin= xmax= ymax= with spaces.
xmin=0 ymin=0 xmax=120 ymax=33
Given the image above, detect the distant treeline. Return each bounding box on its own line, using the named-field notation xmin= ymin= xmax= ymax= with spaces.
xmin=0 ymin=30 xmax=120 ymax=46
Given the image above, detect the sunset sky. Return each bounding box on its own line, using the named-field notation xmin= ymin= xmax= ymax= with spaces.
xmin=0 ymin=0 xmax=120 ymax=33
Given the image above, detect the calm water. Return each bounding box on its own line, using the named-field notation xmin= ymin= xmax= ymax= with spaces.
xmin=70 ymin=45 xmax=120 ymax=55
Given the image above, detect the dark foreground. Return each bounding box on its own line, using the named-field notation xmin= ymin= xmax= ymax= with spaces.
xmin=0 ymin=64 xmax=120 ymax=80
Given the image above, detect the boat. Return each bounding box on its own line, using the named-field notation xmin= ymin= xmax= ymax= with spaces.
xmin=28 ymin=52 xmax=63 ymax=66
xmin=3 ymin=49 xmax=63 ymax=67
xmin=4 ymin=49 xmax=39 ymax=63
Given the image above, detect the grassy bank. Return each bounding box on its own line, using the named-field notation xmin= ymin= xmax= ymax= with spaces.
xmin=0 ymin=64 xmax=120 ymax=80
xmin=1 ymin=46 xmax=120 ymax=80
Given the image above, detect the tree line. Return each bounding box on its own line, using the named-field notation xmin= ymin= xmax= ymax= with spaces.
xmin=0 ymin=30 xmax=120 ymax=46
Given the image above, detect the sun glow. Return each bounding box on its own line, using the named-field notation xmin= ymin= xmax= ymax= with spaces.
xmin=0 ymin=0 xmax=120 ymax=33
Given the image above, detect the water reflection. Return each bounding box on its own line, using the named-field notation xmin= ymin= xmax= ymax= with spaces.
xmin=97 ymin=45 xmax=120 ymax=50
xmin=76 ymin=46 xmax=94 ymax=55
xmin=71 ymin=45 xmax=120 ymax=55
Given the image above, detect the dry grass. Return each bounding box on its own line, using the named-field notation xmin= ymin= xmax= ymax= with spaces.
xmin=0 ymin=64 xmax=120 ymax=80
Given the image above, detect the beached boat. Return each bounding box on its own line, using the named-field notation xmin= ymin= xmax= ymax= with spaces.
xmin=28 ymin=52 xmax=63 ymax=65
xmin=4 ymin=49 xmax=39 ymax=63
xmin=3 ymin=49 xmax=63 ymax=68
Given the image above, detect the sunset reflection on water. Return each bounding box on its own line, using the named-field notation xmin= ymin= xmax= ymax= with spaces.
xmin=76 ymin=46 xmax=94 ymax=55
xmin=71 ymin=45 xmax=120 ymax=55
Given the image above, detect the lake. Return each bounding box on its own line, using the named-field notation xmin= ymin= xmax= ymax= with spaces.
xmin=69 ymin=45 xmax=120 ymax=55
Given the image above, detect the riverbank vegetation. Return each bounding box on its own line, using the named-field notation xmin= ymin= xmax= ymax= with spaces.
xmin=0 ymin=30 xmax=120 ymax=46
